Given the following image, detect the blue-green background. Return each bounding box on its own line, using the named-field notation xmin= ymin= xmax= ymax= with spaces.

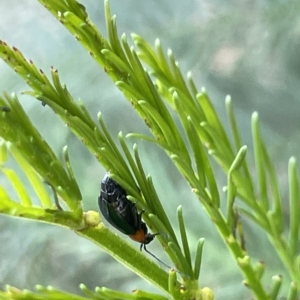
xmin=0 ymin=0 xmax=299 ymax=299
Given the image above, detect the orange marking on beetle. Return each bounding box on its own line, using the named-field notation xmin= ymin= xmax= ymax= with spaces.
xmin=130 ymin=229 xmax=146 ymax=243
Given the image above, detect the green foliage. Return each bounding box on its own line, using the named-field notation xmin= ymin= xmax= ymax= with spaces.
xmin=0 ymin=0 xmax=299 ymax=299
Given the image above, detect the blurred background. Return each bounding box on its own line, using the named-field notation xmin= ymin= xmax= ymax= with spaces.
xmin=0 ymin=0 xmax=299 ymax=299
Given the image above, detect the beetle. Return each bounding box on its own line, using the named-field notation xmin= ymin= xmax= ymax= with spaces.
xmin=98 ymin=173 xmax=169 ymax=266
xmin=98 ymin=173 xmax=158 ymax=250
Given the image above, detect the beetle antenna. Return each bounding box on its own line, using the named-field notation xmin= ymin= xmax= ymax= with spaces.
xmin=142 ymin=244 xmax=172 ymax=269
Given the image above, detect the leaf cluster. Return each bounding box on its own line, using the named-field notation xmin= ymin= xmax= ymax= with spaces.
xmin=0 ymin=0 xmax=299 ymax=299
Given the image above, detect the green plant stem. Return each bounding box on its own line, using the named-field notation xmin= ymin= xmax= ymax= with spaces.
xmin=202 ymin=204 xmax=268 ymax=298
xmin=78 ymin=224 xmax=171 ymax=295
xmin=268 ymin=234 xmax=300 ymax=286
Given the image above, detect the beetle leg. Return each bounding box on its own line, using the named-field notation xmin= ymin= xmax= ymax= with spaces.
xmin=44 ymin=181 xmax=63 ymax=210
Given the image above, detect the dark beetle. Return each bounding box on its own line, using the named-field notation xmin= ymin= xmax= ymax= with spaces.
xmin=98 ymin=173 xmax=157 ymax=252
